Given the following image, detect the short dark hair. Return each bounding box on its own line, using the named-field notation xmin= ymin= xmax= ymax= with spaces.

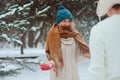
xmin=112 ymin=4 xmax=120 ymax=10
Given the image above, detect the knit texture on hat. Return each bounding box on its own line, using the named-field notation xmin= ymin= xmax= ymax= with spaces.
xmin=56 ymin=5 xmax=73 ymax=24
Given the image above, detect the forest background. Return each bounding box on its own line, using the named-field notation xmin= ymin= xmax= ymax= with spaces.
xmin=0 ymin=0 xmax=99 ymax=54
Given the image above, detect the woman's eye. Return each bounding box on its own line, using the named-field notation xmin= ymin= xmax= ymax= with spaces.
xmin=68 ymin=20 xmax=72 ymax=22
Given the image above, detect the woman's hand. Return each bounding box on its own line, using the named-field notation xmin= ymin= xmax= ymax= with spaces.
xmin=59 ymin=22 xmax=75 ymax=32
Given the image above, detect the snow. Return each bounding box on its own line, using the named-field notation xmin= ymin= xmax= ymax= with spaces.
xmin=31 ymin=26 xmax=40 ymax=31
xmin=0 ymin=48 xmax=90 ymax=80
xmin=0 ymin=64 xmax=20 ymax=72
xmin=0 ymin=1 xmax=33 ymax=19
xmin=0 ymin=8 xmax=17 ymax=19
xmin=12 ymin=39 xmax=22 ymax=45
xmin=36 ymin=6 xmax=51 ymax=15
xmin=23 ymin=1 xmax=33 ymax=8
xmin=0 ymin=48 xmax=45 ymax=58
xmin=8 ymin=4 xmax=19 ymax=10
xmin=1 ymin=34 xmax=11 ymax=42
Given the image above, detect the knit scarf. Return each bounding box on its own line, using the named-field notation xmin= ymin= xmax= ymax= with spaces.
xmin=45 ymin=24 xmax=89 ymax=76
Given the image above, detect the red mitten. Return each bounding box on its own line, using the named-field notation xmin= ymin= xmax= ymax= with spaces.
xmin=40 ymin=60 xmax=55 ymax=71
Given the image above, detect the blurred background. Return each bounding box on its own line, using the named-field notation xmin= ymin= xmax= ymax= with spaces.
xmin=0 ymin=0 xmax=99 ymax=53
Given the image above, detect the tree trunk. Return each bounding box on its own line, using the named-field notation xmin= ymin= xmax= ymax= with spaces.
xmin=21 ymin=33 xmax=26 ymax=48
xmin=20 ymin=33 xmax=26 ymax=54
xmin=28 ymin=31 xmax=34 ymax=48
xmin=34 ymin=22 xmax=44 ymax=48
xmin=20 ymin=45 xmax=24 ymax=54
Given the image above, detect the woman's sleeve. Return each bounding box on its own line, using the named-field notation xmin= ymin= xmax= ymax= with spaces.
xmin=88 ymin=26 xmax=106 ymax=80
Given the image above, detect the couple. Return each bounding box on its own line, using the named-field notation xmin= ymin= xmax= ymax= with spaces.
xmin=41 ymin=0 xmax=120 ymax=80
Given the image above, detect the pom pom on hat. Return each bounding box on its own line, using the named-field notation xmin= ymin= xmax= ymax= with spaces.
xmin=58 ymin=5 xmax=65 ymax=10
xmin=56 ymin=5 xmax=73 ymax=24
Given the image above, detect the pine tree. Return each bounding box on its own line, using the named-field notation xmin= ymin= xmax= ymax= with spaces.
xmin=0 ymin=0 xmax=98 ymax=48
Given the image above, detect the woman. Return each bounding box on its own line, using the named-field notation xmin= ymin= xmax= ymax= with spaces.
xmin=45 ymin=5 xmax=90 ymax=80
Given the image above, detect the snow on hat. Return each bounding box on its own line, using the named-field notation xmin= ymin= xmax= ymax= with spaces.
xmin=56 ymin=5 xmax=73 ymax=24
xmin=97 ymin=0 xmax=120 ymax=17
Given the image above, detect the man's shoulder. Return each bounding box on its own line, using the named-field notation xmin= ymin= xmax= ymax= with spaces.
xmin=91 ymin=16 xmax=112 ymax=30
xmin=91 ymin=23 xmax=101 ymax=32
xmin=92 ymin=15 xmax=120 ymax=29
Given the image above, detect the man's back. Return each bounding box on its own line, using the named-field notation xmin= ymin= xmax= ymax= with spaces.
xmin=89 ymin=15 xmax=120 ymax=80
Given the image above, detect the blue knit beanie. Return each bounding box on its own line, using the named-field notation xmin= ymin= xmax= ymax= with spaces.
xmin=56 ymin=5 xmax=73 ymax=24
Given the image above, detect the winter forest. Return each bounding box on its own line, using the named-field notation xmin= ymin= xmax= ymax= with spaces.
xmin=0 ymin=0 xmax=98 ymax=80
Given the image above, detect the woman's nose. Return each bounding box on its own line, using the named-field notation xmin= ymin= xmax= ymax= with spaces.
xmin=65 ymin=22 xmax=69 ymax=26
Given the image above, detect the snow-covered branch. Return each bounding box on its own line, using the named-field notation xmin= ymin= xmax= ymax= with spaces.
xmin=76 ymin=5 xmax=89 ymax=15
xmin=23 ymin=1 xmax=33 ymax=8
xmin=0 ymin=8 xmax=17 ymax=19
xmin=36 ymin=6 xmax=51 ymax=15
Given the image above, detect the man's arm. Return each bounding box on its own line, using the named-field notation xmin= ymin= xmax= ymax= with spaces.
xmin=88 ymin=26 xmax=106 ymax=80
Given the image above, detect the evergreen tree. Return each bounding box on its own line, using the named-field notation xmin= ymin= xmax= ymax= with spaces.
xmin=0 ymin=0 xmax=98 ymax=48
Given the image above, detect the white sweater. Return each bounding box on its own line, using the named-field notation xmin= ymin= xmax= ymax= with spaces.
xmin=88 ymin=15 xmax=120 ymax=80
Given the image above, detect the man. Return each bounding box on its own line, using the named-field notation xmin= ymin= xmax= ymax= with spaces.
xmin=88 ymin=0 xmax=120 ymax=80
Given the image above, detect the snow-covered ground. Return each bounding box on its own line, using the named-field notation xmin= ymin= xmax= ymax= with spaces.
xmin=0 ymin=48 xmax=90 ymax=80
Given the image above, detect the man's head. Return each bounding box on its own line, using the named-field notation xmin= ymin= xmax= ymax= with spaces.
xmin=96 ymin=0 xmax=120 ymax=17
xmin=107 ymin=4 xmax=120 ymax=16
xmin=56 ymin=5 xmax=73 ymax=24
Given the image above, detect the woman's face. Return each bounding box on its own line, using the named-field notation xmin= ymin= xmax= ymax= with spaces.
xmin=59 ymin=19 xmax=73 ymax=31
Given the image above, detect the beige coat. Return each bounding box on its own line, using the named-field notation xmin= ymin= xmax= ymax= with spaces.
xmin=46 ymin=24 xmax=90 ymax=77
xmin=50 ymin=37 xmax=83 ymax=80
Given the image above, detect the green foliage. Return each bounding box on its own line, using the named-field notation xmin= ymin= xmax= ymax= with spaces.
xmin=0 ymin=0 xmax=98 ymax=48
xmin=0 ymin=62 xmax=21 ymax=76
xmin=0 ymin=2 xmax=33 ymax=47
xmin=0 ymin=68 xmax=21 ymax=76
